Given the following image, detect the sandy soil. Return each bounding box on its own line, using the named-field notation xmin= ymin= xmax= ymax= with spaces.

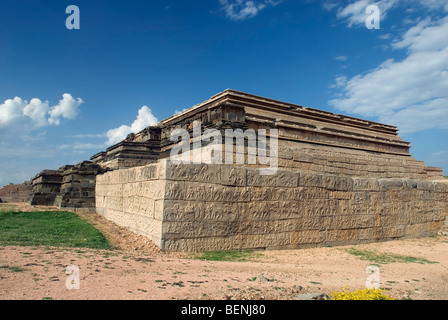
xmin=1 ymin=203 xmax=447 ymax=300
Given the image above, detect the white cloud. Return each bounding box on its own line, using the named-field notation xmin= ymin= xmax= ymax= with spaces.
xmin=392 ymin=17 xmax=448 ymax=52
xmin=59 ymin=105 xmax=158 ymax=151
xmin=48 ymin=94 xmax=83 ymax=125
xmin=418 ymin=0 xmax=448 ymax=12
xmin=60 ymin=143 xmax=106 ymax=150
xmin=174 ymin=107 xmax=189 ymax=115
xmin=378 ymin=33 xmax=392 ymax=40
xmin=331 ymin=75 xmax=348 ymax=88
xmin=23 ymin=98 xmax=50 ymax=127
xmin=322 ymin=1 xmax=338 ymax=12
xmin=106 ymin=106 xmax=158 ymax=146
xmin=130 ymin=105 xmax=158 ymax=133
xmin=219 ymin=0 xmax=281 ymax=21
xmin=334 ymin=55 xmax=348 ymax=61
xmin=0 ymin=97 xmax=25 ymax=126
xmin=68 ymin=133 xmax=107 ymax=139
xmin=385 ymin=98 xmax=448 ymax=133
xmin=329 ymin=0 xmax=448 ymax=27
xmin=106 ymin=125 xmax=134 ymax=146
xmin=336 ymin=0 xmax=400 ymax=27
xmin=0 ymin=93 xmax=83 ymax=129
xmin=329 ymin=15 xmax=448 ymax=134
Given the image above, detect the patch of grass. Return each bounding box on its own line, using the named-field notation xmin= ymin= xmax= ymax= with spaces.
xmin=172 ymin=281 xmax=185 ymax=287
xmin=192 ymin=250 xmax=262 ymax=262
xmin=0 ymin=265 xmax=27 ymax=273
xmin=133 ymin=257 xmax=154 ymax=263
xmin=0 ymin=204 xmax=16 ymax=213
xmin=247 ymin=275 xmax=275 ymax=282
xmin=0 ymin=210 xmax=109 ymax=249
xmin=345 ymin=248 xmax=438 ymax=265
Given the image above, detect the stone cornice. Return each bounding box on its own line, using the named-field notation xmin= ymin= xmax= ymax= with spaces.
xmin=158 ymin=89 xmax=411 ymax=156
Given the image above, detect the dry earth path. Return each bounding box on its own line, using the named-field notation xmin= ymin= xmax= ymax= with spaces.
xmin=1 ymin=203 xmax=447 ymax=300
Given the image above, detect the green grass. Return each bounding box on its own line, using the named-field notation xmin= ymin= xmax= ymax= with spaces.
xmin=172 ymin=281 xmax=185 ymax=287
xmin=192 ymin=250 xmax=262 ymax=262
xmin=0 ymin=265 xmax=27 ymax=272
xmin=0 ymin=204 xmax=16 ymax=213
xmin=345 ymin=248 xmax=438 ymax=265
xmin=0 ymin=210 xmax=109 ymax=249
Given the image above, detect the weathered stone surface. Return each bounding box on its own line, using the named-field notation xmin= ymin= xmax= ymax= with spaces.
xmin=54 ymin=161 xmax=102 ymax=210
xmin=28 ymin=168 xmax=66 ymax=206
xmin=220 ymin=166 xmax=246 ymax=186
xmin=353 ymin=178 xmax=380 ymax=192
xmin=0 ymin=181 xmax=32 ymax=203
xmin=87 ymin=90 xmax=442 ymax=182
xmin=95 ymin=160 xmax=448 ymax=252
xmin=95 ymin=162 xmax=166 ymax=247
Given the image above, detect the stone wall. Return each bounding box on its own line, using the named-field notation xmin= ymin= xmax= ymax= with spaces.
xmin=0 ymin=181 xmax=32 ymax=203
xmin=95 ymin=160 xmax=448 ymax=252
xmin=275 ymin=143 xmax=443 ymax=180
xmin=95 ymin=161 xmax=166 ymax=247
xmin=185 ymin=142 xmax=442 ymax=180
xmin=54 ymin=161 xmax=102 ymax=211
xmin=28 ymin=169 xmax=66 ymax=206
xmin=92 ymin=141 xmax=160 ymax=170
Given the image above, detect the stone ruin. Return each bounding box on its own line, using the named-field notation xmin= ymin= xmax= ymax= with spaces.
xmin=1 ymin=162 xmax=102 ymax=211
xmin=53 ymin=162 xmax=102 ymax=210
xmin=0 ymin=180 xmax=32 ymax=204
xmin=1 ymin=89 xmax=447 ymax=251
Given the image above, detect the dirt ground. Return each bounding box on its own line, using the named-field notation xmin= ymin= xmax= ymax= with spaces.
xmin=1 ymin=203 xmax=447 ymax=300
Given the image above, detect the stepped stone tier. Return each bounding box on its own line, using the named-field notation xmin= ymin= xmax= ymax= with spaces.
xmin=54 ymin=161 xmax=102 ymax=210
xmin=91 ymin=90 xmax=443 ymax=179
xmin=95 ymin=161 xmax=448 ymax=252
xmin=92 ymin=89 xmax=447 ymax=252
xmin=28 ymin=168 xmax=68 ymax=206
xmin=24 ymin=162 xmax=104 ymax=211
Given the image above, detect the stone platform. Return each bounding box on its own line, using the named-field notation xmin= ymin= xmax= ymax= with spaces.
xmin=95 ymin=160 xmax=448 ymax=252
xmin=6 ymin=89 xmax=446 ymax=252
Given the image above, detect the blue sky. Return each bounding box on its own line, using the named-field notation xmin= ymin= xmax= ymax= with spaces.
xmin=1 ymin=0 xmax=447 ymax=186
